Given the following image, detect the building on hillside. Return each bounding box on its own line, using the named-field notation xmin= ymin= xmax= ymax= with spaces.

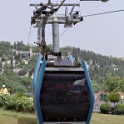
xmin=120 ymin=57 xmax=124 ymax=61
xmin=94 ymin=91 xmax=108 ymax=111
xmin=20 ymin=49 xmax=33 ymax=59
xmin=118 ymin=92 xmax=124 ymax=104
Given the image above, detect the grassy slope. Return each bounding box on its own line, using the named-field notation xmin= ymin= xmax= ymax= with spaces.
xmin=91 ymin=113 xmax=124 ymax=124
xmin=0 ymin=109 xmax=124 ymax=124
xmin=0 ymin=109 xmax=36 ymax=124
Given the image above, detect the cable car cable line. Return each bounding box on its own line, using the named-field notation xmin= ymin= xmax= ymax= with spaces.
xmin=59 ymin=28 xmax=69 ymax=38
xmin=27 ymin=24 xmax=32 ymax=44
xmin=59 ymin=9 xmax=124 ymax=38
xmin=83 ymin=9 xmax=124 ymax=17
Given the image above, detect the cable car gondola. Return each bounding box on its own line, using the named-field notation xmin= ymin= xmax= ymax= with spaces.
xmin=30 ymin=0 xmax=108 ymax=124
xmin=33 ymin=54 xmax=94 ymax=124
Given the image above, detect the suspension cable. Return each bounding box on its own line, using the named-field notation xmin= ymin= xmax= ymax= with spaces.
xmin=59 ymin=28 xmax=69 ymax=38
xmin=27 ymin=24 xmax=32 ymax=44
xmin=83 ymin=9 xmax=124 ymax=17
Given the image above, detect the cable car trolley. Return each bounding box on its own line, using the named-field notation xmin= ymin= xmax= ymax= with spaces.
xmin=30 ymin=0 xmax=109 ymax=124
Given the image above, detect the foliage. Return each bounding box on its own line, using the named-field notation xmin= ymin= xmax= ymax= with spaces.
xmin=0 ymin=95 xmax=4 ymax=107
xmin=16 ymin=86 xmax=28 ymax=94
xmin=3 ymin=63 xmax=11 ymax=70
xmin=0 ymin=41 xmax=11 ymax=58
xmin=118 ymin=78 xmax=124 ymax=92
xmin=109 ymin=92 xmax=120 ymax=107
xmin=31 ymin=46 xmax=39 ymax=53
xmin=0 ymin=73 xmax=31 ymax=94
xmin=100 ymin=103 xmax=111 ymax=114
xmin=114 ymin=104 xmax=124 ymax=115
xmin=0 ymin=94 xmax=34 ymax=113
xmin=0 ymin=94 xmax=10 ymax=108
xmin=18 ymin=69 xmax=27 ymax=76
xmin=1 ymin=41 xmax=124 ymax=93
xmin=19 ymin=59 xmax=25 ymax=68
xmin=91 ymin=80 xmax=100 ymax=92
xmin=104 ymin=76 xmax=121 ymax=92
xmin=60 ymin=46 xmax=124 ymax=86
xmin=14 ymin=41 xmax=25 ymax=51
xmin=100 ymin=93 xmax=109 ymax=102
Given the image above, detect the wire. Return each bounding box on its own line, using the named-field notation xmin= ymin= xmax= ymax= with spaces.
xmin=59 ymin=28 xmax=69 ymax=38
xmin=83 ymin=9 xmax=124 ymax=18
xmin=27 ymin=25 xmax=32 ymax=44
xmin=59 ymin=9 xmax=124 ymax=39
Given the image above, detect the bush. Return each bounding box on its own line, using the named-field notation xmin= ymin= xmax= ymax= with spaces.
xmin=4 ymin=96 xmax=16 ymax=110
xmin=109 ymin=92 xmax=120 ymax=107
xmin=100 ymin=103 xmax=111 ymax=114
xmin=0 ymin=94 xmax=34 ymax=113
xmin=18 ymin=69 xmax=27 ymax=76
xmin=0 ymin=95 xmax=4 ymax=107
xmin=0 ymin=94 xmax=10 ymax=107
xmin=114 ymin=104 xmax=124 ymax=115
xmin=110 ymin=106 xmax=115 ymax=114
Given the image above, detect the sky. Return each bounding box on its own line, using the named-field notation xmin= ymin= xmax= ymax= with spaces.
xmin=0 ymin=0 xmax=124 ymax=58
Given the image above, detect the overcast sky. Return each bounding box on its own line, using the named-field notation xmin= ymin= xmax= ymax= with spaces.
xmin=0 ymin=0 xmax=124 ymax=58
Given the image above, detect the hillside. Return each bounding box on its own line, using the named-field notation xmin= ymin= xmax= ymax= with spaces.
xmin=0 ymin=41 xmax=124 ymax=93
xmin=60 ymin=46 xmax=124 ymax=84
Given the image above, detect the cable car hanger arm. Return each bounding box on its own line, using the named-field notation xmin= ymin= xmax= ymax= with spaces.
xmin=30 ymin=0 xmax=109 ymax=60
xmin=31 ymin=0 xmax=66 ymax=59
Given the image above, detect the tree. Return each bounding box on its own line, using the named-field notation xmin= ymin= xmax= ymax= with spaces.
xmin=18 ymin=69 xmax=27 ymax=76
xmin=16 ymin=86 xmax=27 ymax=93
xmin=0 ymin=61 xmax=2 ymax=69
xmin=15 ymin=41 xmax=25 ymax=51
xmin=109 ymin=92 xmax=120 ymax=107
xmin=0 ymin=41 xmax=11 ymax=57
xmin=91 ymin=80 xmax=100 ymax=92
xmin=118 ymin=78 xmax=124 ymax=92
xmin=104 ymin=76 xmax=120 ymax=92
xmin=4 ymin=63 xmax=11 ymax=70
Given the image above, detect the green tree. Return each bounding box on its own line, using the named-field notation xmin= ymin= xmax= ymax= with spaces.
xmin=0 ymin=41 xmax=11 ymax=57
xmin=15 ymin=41 xmax=25 ymax=51
xmin=4 ymin=63 xmax=11 ymax=70
xmin=105 ymin=76 xmax=120 ymax=92
xmin=91 ymin=80 xmax=100 ymax=92
xmin=18 ymin=69 xmax=27 ymax=76
xmin=109 ymin=92 xmax=120 ymax=107
xmin=31 ymin=46 xmax=39 ymax=53
xmin=0 ymin=61 xmax=2 ymax=69
xmin=118 ymin=78 xmax=124 ymax=92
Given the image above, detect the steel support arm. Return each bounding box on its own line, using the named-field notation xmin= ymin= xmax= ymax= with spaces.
xmin=30 ymin=3 xmax=80 ymax=7
xmin=80 ymin=0 xmax=109 ymax=2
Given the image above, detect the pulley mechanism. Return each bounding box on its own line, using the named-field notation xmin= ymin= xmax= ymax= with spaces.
xmin=30 ymin=0 xmax=83 ymax=60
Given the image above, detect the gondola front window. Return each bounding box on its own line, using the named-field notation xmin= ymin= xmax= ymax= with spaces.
xmin=40 ymin=71 xmax=90 ymax=122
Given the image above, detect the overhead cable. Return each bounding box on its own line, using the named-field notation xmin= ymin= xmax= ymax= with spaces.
xmin=59 ymin=28 xmax=69 ymax=38
xmin=83 ymin=9 xmax=124 ymax=17
xmin=27 ymin=25 xmax=32 ymax=44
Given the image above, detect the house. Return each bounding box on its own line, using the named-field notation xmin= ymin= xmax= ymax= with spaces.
xmin=20 ymin=49 xmax=33 ymax=59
